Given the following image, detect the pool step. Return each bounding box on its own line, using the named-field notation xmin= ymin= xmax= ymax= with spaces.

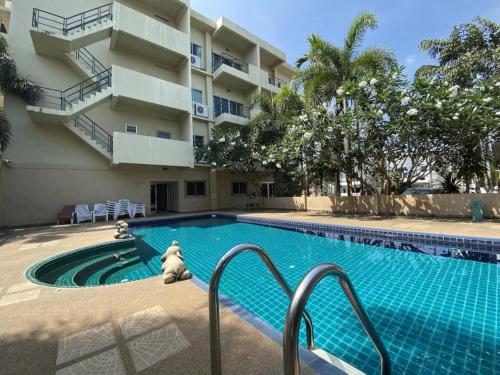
xmin=72 ymin=249 xmax=138 ymax=286
xmin=98 ymin=256 xmax=144 ymax=285
xmin=312 ymin=349 xmax=365 ymax=375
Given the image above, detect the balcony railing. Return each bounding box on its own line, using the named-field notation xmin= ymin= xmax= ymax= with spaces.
xmin=73 ymin=114 xmax=113 ymax=153
xmin=212 ymin=52 xmax=249 ymax=74
xmin=268 ymin=75 xmax=287 ymax=88
xmin=214 ymin=102 xmax=250 ymax=119
xmin=32 ymin=3 xmax=113 ymax=36
xmin=71 ymin=47 xmax=107 ymax=75
xmin=29 ymin=68 xmax=112 ymax=110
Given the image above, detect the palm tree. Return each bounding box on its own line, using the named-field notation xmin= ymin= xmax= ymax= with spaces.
xmin=250 ymin=85 xmax=304 ymax=146
xmin=0 ymin=35 xmax=40 ymax=153
xmin=296 ymin=12 xmax=396 ymax=195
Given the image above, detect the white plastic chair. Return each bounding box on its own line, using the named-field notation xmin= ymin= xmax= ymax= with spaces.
xmin=106 ymin=200 xmax=118 ymax=220
xmin=93 ymin=203 xmax=108 ymax=222
xmin=75 ymin=204 xmax=93 ymax=224
xmin=130 ymin=203 xmax=146 ymax=218
xmin=118 ymin=199 xmax=131 ymax=218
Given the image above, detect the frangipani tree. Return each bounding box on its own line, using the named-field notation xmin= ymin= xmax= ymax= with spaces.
xmin=346 ymin=68 xmax=499 ymax=193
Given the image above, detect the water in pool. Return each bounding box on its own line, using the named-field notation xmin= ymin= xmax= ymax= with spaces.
xmin=130 ymin=217 xmax=499 ymax=375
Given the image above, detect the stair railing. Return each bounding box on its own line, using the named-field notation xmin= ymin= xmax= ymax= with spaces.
xmin=283 ymin=263 xmax=391 ymax=375
xmin=71 ymin=48 xmax=107 ymax=75
xmin=209 ymin=244 xmax=316 ymax=375
xmin=32 ymin=3 xmax=113 ymax=36
xmin=29 ymin=68 xmax=112 ymax=110
xmin=73 ymin=115 xmax=113 ymax=153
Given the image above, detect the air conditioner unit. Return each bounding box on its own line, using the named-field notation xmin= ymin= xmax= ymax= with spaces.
xmin=191 ymin=54 xmax=202 ymax=68
xmin=195 ymin=103 xmax=209 ymax=118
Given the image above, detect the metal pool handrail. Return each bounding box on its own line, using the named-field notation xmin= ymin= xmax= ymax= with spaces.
xmin=283 ymin=263 xmax=391 ymax=375
xmin=209 ymin=243 xmax=316 ymax=375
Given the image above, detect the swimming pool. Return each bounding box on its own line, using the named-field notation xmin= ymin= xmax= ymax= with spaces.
xmin=129 ymin=216 xmax=499 ymax=375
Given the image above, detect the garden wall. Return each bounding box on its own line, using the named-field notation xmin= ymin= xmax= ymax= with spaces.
xmin=262 ymin=193 xmax=500 ymax=218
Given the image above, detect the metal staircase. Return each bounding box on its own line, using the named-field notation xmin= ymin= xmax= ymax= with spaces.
xmin=209 ymin=244 xmax=391 ymax=375
xmin=32 ymin=4 xmax=113 ymax=36
xmin=67 ymin=47 xmax=108 ymax=77
xmin=28 ymin=68 xmax=112 ymax=115
xmin=66 ymin=115 xmax=113 ymax=159
xmin=27 ymin=68 xmax=113 ymax=160
xmin=30 ymin=4 xmax=114 ymax=56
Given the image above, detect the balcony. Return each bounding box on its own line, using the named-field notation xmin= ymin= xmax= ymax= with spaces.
xmin=214 ymin=104 xmax=250 ymax=127
xmin=212 ymin=53 xmax=259 ymax=90
xmin=111 ymin=2 xmax=189 ymax=66
xmin=30 ymin=2 xmax=189 ymax=65
xmin=137 ymin=0 xmax=187 ymax=21
xmin=112 ymin=132 xmax=193 ymax=168
xmin=261 ymin=71 xmax=288 ymax=94
xmin=111 ymin=65 xmax=191 ymax=115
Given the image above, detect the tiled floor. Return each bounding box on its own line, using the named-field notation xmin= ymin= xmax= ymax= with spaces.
xmin=55 ymin=306 xmax=190 ymax=375
xmin=55 ymin=349 xmax=126 ymax=375
xmin=0 ymin=281 xmax=41 ymax=307
xmin=56 ymin=323 xmax=116 ymax=365
xmin=118 ymin=305 xmax=171 ymax=340
xmin=127 ymin=323 xmax=190 ymax=372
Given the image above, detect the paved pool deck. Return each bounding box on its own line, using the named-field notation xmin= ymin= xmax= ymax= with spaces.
xmin=0 ymin=219 xmax=321 ymax=375
xmin=234 ymin=211 xmax=500 ymax=239
xmin=0 ymin=211 xmax=498 ymax=375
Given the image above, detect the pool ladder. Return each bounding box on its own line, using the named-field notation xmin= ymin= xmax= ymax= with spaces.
xmin=209 ymin=244 xmax=391 ymax=375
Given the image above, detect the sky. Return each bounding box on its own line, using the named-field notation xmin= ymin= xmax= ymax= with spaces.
xmin=190 ymin=0 xmax=500 ymax=77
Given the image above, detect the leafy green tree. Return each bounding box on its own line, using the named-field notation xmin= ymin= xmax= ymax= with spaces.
xmin=0 ymin=35 xmax=40 ymax=153
xmin=437 ymin=172 xmax=462 ymax=194
xmin=417 ymin=17 xmax=499 ymax=192
xmin=296 ymin=12 xmax=396 ymax=195
xmin=417 ymin=17 xmax=499 ymax=87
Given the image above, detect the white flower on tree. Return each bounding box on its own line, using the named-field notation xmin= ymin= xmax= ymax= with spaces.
xmin=401 ymin=97 xmax=411 ymax=105
xmin=407 ymin=108 xmax=418 ymax=116
xmin=370 ymin=78 xmax=378 ymax=85
xmin=358 ymin=81 xmax=368 ymax=88
xmin=218 ymin=137 xmax=225 ymax=143
xmin=336 ymin=87 xmax=344 ymax=96
xmin=435 ymin=100 xmax=443 ymax=109
xmin=303 ymin=132 xmax=313 ymax=140
xmin=276 ymin=163 xmax=282 ymax=169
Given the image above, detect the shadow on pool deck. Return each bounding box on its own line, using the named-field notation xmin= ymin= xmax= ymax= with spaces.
xmin=0 ymin=279 xmax=320 ymax=375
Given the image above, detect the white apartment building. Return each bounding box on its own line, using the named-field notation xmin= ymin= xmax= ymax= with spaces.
xmin=0 ymin=0 xmax=294 ymax=226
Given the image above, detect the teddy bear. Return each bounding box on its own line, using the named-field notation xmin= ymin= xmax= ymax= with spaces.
xmin=160 ymin=240 xmax=192 ymax=284
xmin=113 ymin=220 xmax=130 ymax=239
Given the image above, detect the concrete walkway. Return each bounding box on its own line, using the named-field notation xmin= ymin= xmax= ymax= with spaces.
xmin=0 ymin=223 xmax=316 ymax=375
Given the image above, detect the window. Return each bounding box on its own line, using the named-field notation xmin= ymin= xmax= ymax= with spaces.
xmin=193 ymin=135 xmax=204 ymax=148
xmin=192 ymin=89 xmax=203 ymax=104
xmin=232 ymin=181 xmax=247 ymax=195
xmin=125 ymin=124 xmax=138 ymax=134
xmin=185 ymin=181 xmax=206 ymax=197
xmin=191 ymin=43 xmax=202 ymax=58
xmin=261 ymin=182 xmax=275 ymax=198
xmin=194 ymin=135 xmax=205 ymax=163
xmin=213 ymin=96 xmax=245 ymax=118
xmin=156 ymin=131 xmax=171 ymax=139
